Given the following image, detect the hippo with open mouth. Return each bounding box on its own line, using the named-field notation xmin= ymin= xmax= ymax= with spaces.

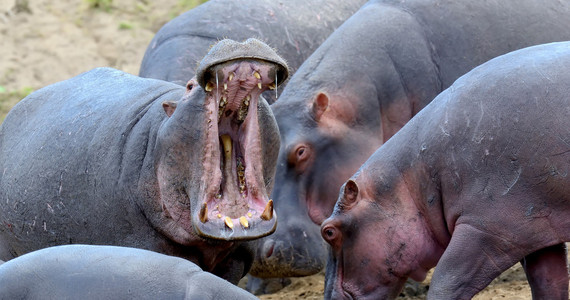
xmin=0 ymin=38 xmax=287 ymax=284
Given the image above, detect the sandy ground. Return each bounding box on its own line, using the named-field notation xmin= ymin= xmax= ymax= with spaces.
xmin=0 ymin=0 xmax=568 ymax=299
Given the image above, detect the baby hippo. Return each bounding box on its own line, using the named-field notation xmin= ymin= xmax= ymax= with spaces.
xmin=321 ymin=42 xmax=570 ymax=299
xmin=0 ymin=245 xmax=257 ymax=299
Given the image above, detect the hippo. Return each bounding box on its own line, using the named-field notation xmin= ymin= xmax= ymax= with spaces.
xmin=0 ymin=244 xmax=257 ymax=300
xmin=264 ymin=0 xmax=570 ymax=284
xmin=0 ymin=38 xmax=287 ymax=284
xmin=138 ymin=0 xmax=366 ymax=291
xmin=321 ymin=42 xmax=570 ymax=299
xmin=139 ymin=0 xmax=366 ymax=103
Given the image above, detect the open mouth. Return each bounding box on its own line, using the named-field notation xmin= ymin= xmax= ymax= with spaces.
xmin=194 ymin=58 xmax=284 ymax=240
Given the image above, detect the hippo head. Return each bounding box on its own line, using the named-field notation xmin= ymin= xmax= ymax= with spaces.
xmin=320 ymin=163 xmax=442 ymax=300
xmin=155 ymin=38 xmax=288 ymax=242
xmin=252 ymin=73 xmax=383 ymax=277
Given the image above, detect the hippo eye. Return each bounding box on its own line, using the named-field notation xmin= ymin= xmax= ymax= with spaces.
xmin=296 ymin=146 xmax=306 ymax=160
xmin=288 ymin=144 xmax=312 ymax=173
xmin=321 ymin=225 xmax=338 ymax=243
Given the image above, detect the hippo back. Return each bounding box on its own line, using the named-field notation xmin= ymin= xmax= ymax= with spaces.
xmin=139 ymin=0 xmax=365 ymax=102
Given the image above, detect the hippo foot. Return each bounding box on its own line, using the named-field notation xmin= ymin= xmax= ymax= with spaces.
xmin=244 ymin=274 xmax=292 ymax=295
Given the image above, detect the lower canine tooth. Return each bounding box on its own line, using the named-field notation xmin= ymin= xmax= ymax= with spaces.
xmin=258 ymin=82 xmax=262 ymax=89
xmin=253 ymin=71 xmax=261 ymax=79
xmin=239 ymin=216 xmax=249 ymax=228
xmin=261 ymin=199 xmax=274 ymax=221
xmin=199 ymin=203 xmax=208 ymax=223
xmin=225 ymin=217 xmax=234 ymax=229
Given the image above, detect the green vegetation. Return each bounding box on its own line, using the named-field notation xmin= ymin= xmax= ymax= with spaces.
xmin=118 ymin=21 xmax=134 ymax=30
xmin=0 ymin=86 xmax=34 ymax=122
xmin=85 ymin=0 xmax=113 ymax=12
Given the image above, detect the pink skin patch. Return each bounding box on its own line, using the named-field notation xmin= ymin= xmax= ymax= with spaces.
xmin=195 ymin=59 xmax=278 ymax=240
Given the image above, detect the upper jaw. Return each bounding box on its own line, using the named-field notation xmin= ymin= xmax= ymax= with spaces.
xmin=193 ymin=59 xmax=281 ymax=241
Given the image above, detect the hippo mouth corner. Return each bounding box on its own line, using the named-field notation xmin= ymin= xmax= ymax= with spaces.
xmin=194 ymin=57 xmax=282 ymax=241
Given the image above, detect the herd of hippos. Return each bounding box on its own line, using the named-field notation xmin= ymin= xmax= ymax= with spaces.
xmin=0 ymin=0 xmax=569 ymax=299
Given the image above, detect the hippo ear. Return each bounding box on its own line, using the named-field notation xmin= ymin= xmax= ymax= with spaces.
xmin=162 ymin=101 xmax=177 ymax=117
xmin=340 ymin=179 xmax=359 ymax=209
xmin=312 ymin=92 xmax=329 ymax=122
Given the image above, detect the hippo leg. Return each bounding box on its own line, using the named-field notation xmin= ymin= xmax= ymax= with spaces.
xmin=245 ymin=275 xmax=292 ymax=295
xmin=429 ymin=224 xmax=521 ymax=299
xmin=521 ymin=243 xmax=569 ymax=300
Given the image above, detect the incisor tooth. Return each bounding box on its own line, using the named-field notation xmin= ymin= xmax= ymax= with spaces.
xmin=221 ymin=134 xmax=232 ymax=161
xmin=253 ymin=71 xmax=261 ymax=79
xmin=205 ymin=82 xmax=214 ymax=92
xmin=239 ymin=216 xmax=249 ymax=228
xmin=217 ymin=213 xmax=222 ymax=219
xmin=199 ymin=203 xmax=208 ymax=223
xmin=261 ymin=199 xmax=274 ymax=221
xmin=247 ymin=212 xmax=252 ymax=218
xmin=225 ymin=216 xmax=234 ymax=229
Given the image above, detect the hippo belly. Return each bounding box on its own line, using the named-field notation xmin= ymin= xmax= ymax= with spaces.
xmin=0 ymin=244 xmax=257 ymax=300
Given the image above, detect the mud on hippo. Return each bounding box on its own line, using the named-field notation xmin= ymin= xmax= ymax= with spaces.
xmin=262 ymin=0 xmax=570 ymax=285
xmin=0 ymin=38 xmax=287 ymax=284
xmin=322 ymin=42 xmax=570 ymax=299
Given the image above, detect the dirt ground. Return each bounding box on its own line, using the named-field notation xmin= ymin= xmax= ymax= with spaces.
xmin=0 ymin=0 xmax=567 ymax=299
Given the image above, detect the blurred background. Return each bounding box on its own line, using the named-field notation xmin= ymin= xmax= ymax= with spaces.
xmin=0 ymin=0 xmax=206 ymax=120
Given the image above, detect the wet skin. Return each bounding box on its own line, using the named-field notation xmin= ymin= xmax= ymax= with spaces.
xmin=0 ymin=38 xmax=286 ymax=284
xmin=322 ymin=42 xmax=570 ymax=300
xmin=0 ymin=245 xmax=258 ymax=300
xmin=267 ymin=0 xmax=570 ymax=282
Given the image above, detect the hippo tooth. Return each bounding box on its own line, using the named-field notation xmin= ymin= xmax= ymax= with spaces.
xmin=260 ymin=199 xmax=273 ymax=221
xmin=253 ymin=71 xmax=261 ymax=79
xmin=225 ymin=216 xmax=234 ymax=229
xmin=205 ymin=82 xmax=214 ymax=92
xmin=217 ymin=213 xmax=222 ymax=219
xmin=247 ymin=212 xmax=252 ymax=218
xmin=199 ymin=203 xmax=208 ymax=223
xmin=239 ymin=216 xmax=249 ymax=228
xmin=221 ymin=134 xmax=232 ymax=161
xmin=268 ymin=83 xmax=276 ymax=90
xmin=224 ymin=83 xmax=227 ymax=90
xmin=258 ymin=82 xmax=262 ymax=90
xmin=229 ymin=72 xmax=234 ymax=81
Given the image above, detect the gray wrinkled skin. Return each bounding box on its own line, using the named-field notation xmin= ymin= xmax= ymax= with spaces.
xmin=323 ymin=41 xmax=570 ymax=300
xmin=0 ymin=52 xmax=279 ymax=284
xmin=0 ymin=245 xmax=257 ymax=300
xmin=268 ymin=0 xmax=570 ymax=290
